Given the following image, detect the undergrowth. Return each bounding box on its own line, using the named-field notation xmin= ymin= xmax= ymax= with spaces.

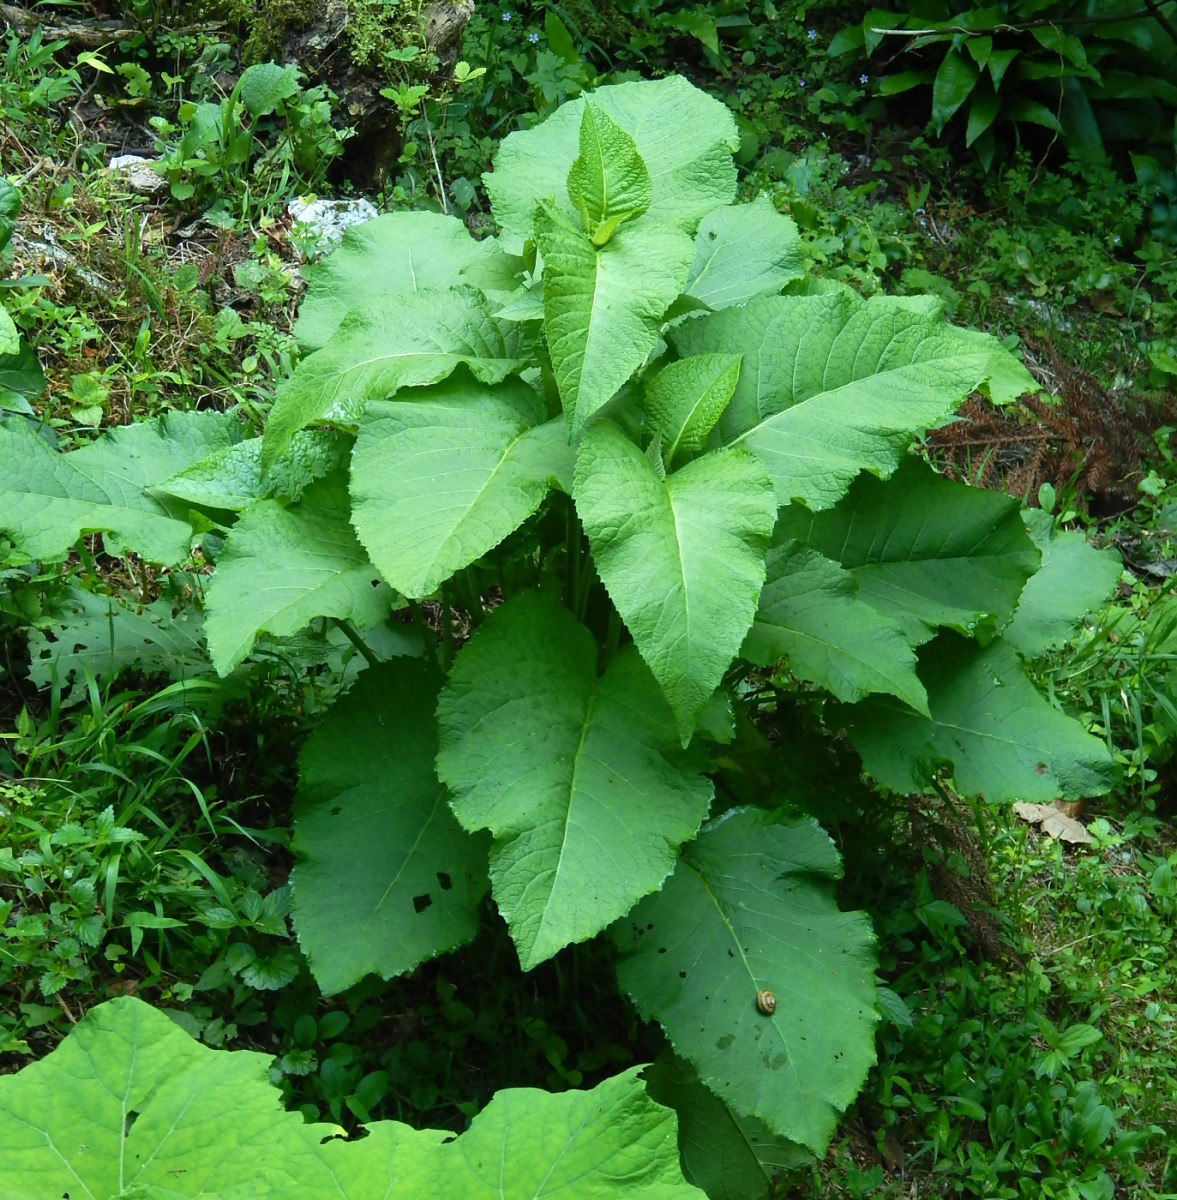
xmin=1 ymin=9 xmax=1176 ymax=1200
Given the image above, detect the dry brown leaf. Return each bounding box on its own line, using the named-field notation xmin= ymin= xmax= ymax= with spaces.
xmin=1013 ymin=801 xmax=1094 ymax=844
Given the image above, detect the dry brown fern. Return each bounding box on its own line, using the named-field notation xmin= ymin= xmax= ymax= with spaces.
xmin=928 ymin=336 xmax=1177 ymax=514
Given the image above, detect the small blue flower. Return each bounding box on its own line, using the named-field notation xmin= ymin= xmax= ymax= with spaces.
xmin=798 ymin=79 xmax=806 ymax=88
xmin=528 ymin=30 xmax=539 ymax=42
xmin=859 ymin=73 xmax=869 ymax=83
xmin=807 ymin=28 xmax=817 ymax=39
xmin=501 ymin=10 xmax=511 ymax=20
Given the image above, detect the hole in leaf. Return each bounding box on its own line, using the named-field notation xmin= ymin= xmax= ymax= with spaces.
xmin=413 ymin=893 xmax=432 ymax=913
xmin=436 ymin=871 xmax=452 ymax=891
xmin=657 ymin=946 xmax=667 ymax=954
xmin=330 ymin=805 xmax=342 ymax=816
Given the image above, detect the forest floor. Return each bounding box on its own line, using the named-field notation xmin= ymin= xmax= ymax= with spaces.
xmin=2 ymin=7 xmax=1177 ymax=1198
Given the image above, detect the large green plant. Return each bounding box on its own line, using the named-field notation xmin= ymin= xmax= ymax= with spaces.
xmin=0 ymin=73 xmax=1119 ymax=1195
xmin=833 ymin=0 xmax=1177 ymax=173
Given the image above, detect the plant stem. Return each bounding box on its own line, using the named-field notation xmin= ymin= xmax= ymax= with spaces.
xmin=603 ymin=606 xmax=621 ymax=667
xmin=407 ymin=597 xmax=440 ymax=665
xmin=565 ymin=493 xmax=580 ymax=612
xmin=331 ymin=617 xmax=379 ymax=668
xmin=420 ymin=99 xmax=448 ymax=215
xmin=441 ymin=585 xmax=454 ymax=670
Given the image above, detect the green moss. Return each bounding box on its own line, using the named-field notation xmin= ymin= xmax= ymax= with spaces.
xmin=237 ymin=0 xmax=321 ymax=64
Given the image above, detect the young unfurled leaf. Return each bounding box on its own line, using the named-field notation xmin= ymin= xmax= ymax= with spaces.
xmin=743 ymin=542 xmax=929 ymax=714
xmin=436 ymin=591 xmax=712 ymax=970
xmin=486 ymin=75 xmax=738 ymax=251
xmin=536 ymin=202 xmax=694 ymax=434
xmin=566 ymin=102 xmax=652 ymax=245
xmin=351 ymin=378 xmax=572 ymax=599
xmin=575 ymin=422 xmax=777 ymax=742
xmin=614 ymin=808 xmax=878 ymax=1155
xmin=292 ymin=659 xmax=489 ymax=995
xmin=644 ymin=353 xmax=741 ymax=466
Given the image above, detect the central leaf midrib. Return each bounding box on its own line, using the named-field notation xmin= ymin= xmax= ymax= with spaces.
xmin=411 ymin=419 xmax=539 ymax=592
xmin=532 ymin=682 xmax=601 ymax=954
xmin=731 ymin=352 xmax=994 ymax=448
xmin=688 ymin=862 xmax=806 ymax=1096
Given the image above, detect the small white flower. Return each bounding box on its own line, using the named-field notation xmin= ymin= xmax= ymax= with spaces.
xmin=807 ymin=28 xmax=817 ymax=39
xmin=528 ymin=31 xmax=539 ymax=42
xmin=501 ymin=10 xmax=511 ymax=20
xmin=798 ymin=79 xmax=806 ymax=88
xmin=860 ymin=73 xmax=869 ymax=83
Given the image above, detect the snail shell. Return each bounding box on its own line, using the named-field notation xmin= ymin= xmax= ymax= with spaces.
xmin=756 ymin=988 xmax=776 ymax=1015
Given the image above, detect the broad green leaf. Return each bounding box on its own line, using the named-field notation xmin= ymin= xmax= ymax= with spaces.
xmin=537 ymin=203 xmax=694 ymax=434
xmin=292 ymin=659 xmax=489 ymax=995
xmin=274 ymin=1065 xmax=703 ymax=1200
xmin=204 ymin=473 xmax=392 ymax=675
xmin=154 ymin=429 xmax=352 ymax=511
xmin=0 ymin=995 xmax=701 ymax=1200
xmin=351 ymin=378 xmax=572 ymax=598
xmin=295 ymin=212 xmax=513 ymax=351
xmin=436 ymin=591 xmax=712 ymax=970
xmin=644 ymin=353 xmax=741 ymax=465
xmin=966 ymin=81 xmax=1001 ymax=146
xmin=0 ymin=177 xmax=19 ymax=253
xmin=987 ymin=47 xmax=1019 ymax=88
xmin=1004 ymin=95 xmax=1063 ymax=132
xmin=932 ymin=48 xmax=980 ymax=134
xmin=838 ymin=633 xmax=1117 ymax=802
xmin=671 ymin=291 xmax=1036 ymax=508
xmin=879 ymin=69 xmax=935 ymax=95
xmin=238 ymin=60 xmax=300 ymax=117
xmin=743 ymin=543 xmax=929 ymax=714
xmin=574 ymin=422 xmax=776 ymax=741
xmin=0 ymin=339 xmax=46 ymax=398
xmin=486 ymin=75 xmax=738 ymax=251
xmin=1004 ymin=508 xmax=1121 ymax=657
xmin=28 ymin=583 xmax=207 ymax=703
xmin=613 ymin=808 xmax=878 ymax=1155
xmin=0 ymin=304 xmax=18 ymax=356
xmin=683 ymin=197 xmax=804 ymax=310
xmin=774 ymin=458 xmax=1040 ymax=643
xmin=567 ymin=102 xmax=652 ymax=244
xmin=262 ymin=286 xmax=524 ymax=471
xmin=434 ymin=1066 xmax=704 ymax=1200
xmin=644 ymin=1050 xmax=811 ymax=1200
xmin=0 ymin=410 xmax=236 ymax=563
xmin=0 ymin=994 xmax=304 ymax=1199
